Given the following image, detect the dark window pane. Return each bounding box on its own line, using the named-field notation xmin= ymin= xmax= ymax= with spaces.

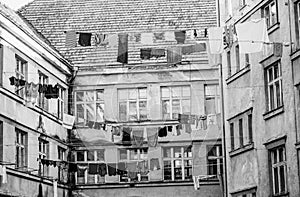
xmin=279 ymin=165 xmax=286 ymax=192
xmin=274 ymin=167 xmax=279 ymax=194
xmin=77 ymin=151 xmax=85 ymax=161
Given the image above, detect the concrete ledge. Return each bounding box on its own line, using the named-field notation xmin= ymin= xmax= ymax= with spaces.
xmin=263 ymin=106 xmax=284 ymax=120
xmin=229 ymin=143 xmax=254 ymax=158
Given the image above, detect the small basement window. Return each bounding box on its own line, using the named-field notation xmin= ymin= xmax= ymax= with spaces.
xmin=78 ymin=33 xmax=92 ymax=47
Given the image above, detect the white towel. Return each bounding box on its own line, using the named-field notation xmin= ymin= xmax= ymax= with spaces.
xmin=236 ymin=18 xmax=270 ymax=53
xmin=141 ymin=33 xmax=154 ymax=45
xmin=165 ymin=31 xmax=176 ymax=41
xmin=208 ymin=27 xmax=224 ymax=54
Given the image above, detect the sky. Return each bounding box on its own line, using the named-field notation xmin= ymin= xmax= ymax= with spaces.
xmin=0 ymin=0 xmax=33 ymax=10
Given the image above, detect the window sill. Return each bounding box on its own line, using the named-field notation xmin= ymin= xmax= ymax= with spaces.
xmin=229 ymin=143 xmax=254 ymax=157
xmin=267 ymin=22 xmax=280 ymax=35
xmin=239 ymin=5 xmax=247 ymax=11
xmin=263 ymin=106 xmax=284 ymax=120
xmin=226 ymin=65 xmax=250 ymax=85
xmin=272 ymin=192 xmax=289 ymax=197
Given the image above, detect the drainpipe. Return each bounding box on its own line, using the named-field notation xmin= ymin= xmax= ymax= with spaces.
xmin=216 ymin=0 xmax=228 ymax=196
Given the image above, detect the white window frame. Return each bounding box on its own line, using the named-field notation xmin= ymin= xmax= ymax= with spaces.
xmin=207 ymin=145 xmax=223 ymax=176
xmin=204 ymin=84 xmax=220 ymax=115
xmin=58 ymin=146 xmax=66 ymax=182
xmin=270 ymin=146 xmax=287 ymax=195
xmin=15 ymin=55 xmax=27 ymax=98
xmin=57 ymin=87 xmax=65 ymax=120
xmin=295 ymin=1 xmax=300 ymax=45
xmin=162 ymin=146 xmax=192 ymax=181
xmin=38 ymin=72 xmax=49 ymax=110
xmin=266 ymin=62 xmax=283 ymax=111
xmin=16 ymin=128 xmax=27 ymax=170
xmin=263 ymin=0 xmax=278 ymax=28
xmin=118 ymin=88 xmax=147 ymax=121
xmin=38 ymin=139 xmax=49 ymax=176
xmin=75 ymin=90 xmax=105 ymax=125
xmin=161 ymin=86 xmax=191 ymax=120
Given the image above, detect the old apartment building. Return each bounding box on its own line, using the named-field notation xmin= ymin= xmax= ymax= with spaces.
xmin=220 ymin=0 xmax=300 ymax=196
xmin=0 ymin=0 xmax=224 ymax=197
xmin=0 ymin=3 xmax=72 ymax=197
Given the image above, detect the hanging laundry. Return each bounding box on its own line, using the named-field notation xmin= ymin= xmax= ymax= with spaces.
xmin=274 ymin=42 xmax=283 ymax=57
xmin=127 ymin=162 xmax=138 ymax=180
xmin=117 ymin=33 xmax=128 ymax=64
xmin=204 ymin=28 xmax=208 ymax=38
xmin=174 ymin=30 xmax=186 ymax=44
xmin=150 ymin=158 xmax=160 ymax=170
xmin=194 ymin=29 xmax=198 ymax=38
xmin=99 ymin=163 xmax=107 ymax=177
xmin=141 ymin=33 xmax=154 ymax=45
xmin=165 ymin=31 xmax=176 ymax=41
xmin=151 ymin=48 xmax=165 ymax=58
xmin=122 ymin=127 xmax=132 ymax=146
xmin=154 ymin=32 xmax=164 ymax=41
xmin=112 ymin=126 xmax=121 ymax=136
xmin=176 ymin=125 xmax=181 ymax=136
xmin=86 ymin=121 xmax=95 ymax=129
xmin=134 ymin=33 xmax=141 ymax=42
xmin=9 ymin=76 xmax=17 ymax=86
xmin=147 ymin=127 xmax=158 ymax=147
xmin=107 ymin=163 xmax=117 ymax=176
xmin=172 ymin=125 xmax=177 ymax=136
xmin=108 ymin=34 xmax=118 ymax=47
xmin=199 ymin=115 xmax=208 ymax=130
xmin=224 ymin=25 xmax=234 ymax=48
xmin=25 ymin=82 xmax=39 ymax=106
xmin=158 ymin=126 xmax=167 ymax=137
xmin=38 ymin=84 xmax=47 ymax=93
xmin=94 ymin=122 xmax=102 ymax=130
xmin=185 ymin=123 xmax=192 ymax=134
xmin=235 ymin=18 xmax=270 ymax=53
xmin=186 ymin=30 xmax=194 ymax=40
xmin=193 ymin=176 xmax=200 ymax=190
xmin=94 ymin=33 xmax=108 ymax=46
xmin=132 ymin=129 xmax=144 ymax=147
xmin=190 ymin=115 xmax=196 ymax=125
xmin=167 ymin=46 xmax=182 ymax=64
xmin=117 ymin=162 xmax=126 ymax=176
xmin=140 ymin=48 xmax=152 ymax=60
xmin=167 ymin=126 xmax=172 ymax=132
xmin=88 ymin=163 xmax=99 ymax=175
xmin=138 ymin=160 xmax=148 ymax=175
xmin=193 ymin=43 xmax=207 ymax=52
xmin=51 ymin=84 xmax=59 ymax=99
xmin=208 ymin=27 xmax=224 ymax=54
xmin=182 ymin=45 xmax=194 ymax=55
xmin=65 ymin=30 xmax=77 ymax=48
xmin=178 ymin=114 xmax=189 ymax=124
xmin=0 ymin=165 xmax=7 ymax=184
xmin=78 ymin=33 xmax=92 ymax=46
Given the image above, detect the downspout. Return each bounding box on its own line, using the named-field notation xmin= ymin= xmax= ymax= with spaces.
xmin=216 ymin=0 xmax=228 ymax=196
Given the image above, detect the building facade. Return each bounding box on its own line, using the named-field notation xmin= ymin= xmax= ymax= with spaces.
xmin=220 ymin=0 xmax=300 ymax=196
xmin=0 ymin=3 xmax=72 ymax=197
xmin=18 ymin=0 xmax=224 ymax=197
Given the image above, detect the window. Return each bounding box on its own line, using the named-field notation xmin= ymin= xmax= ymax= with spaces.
xmin=162 ymin=146 xmax=192 ymax=181
xmin=294 ymin=1 xmax=300 ymax=45
xmin=270 ymin=146 xmax=287 ymax=195
xmin=235 ymin=45 xmax=240 ymax=72
xmin=232 ymin=188 xmax=256 ymax=197
xmin=230 ymin=122 xmax=235 ymax=150
xmin=262 ymin=0 xmax=278 ymax=28
xmin=38 ymin=139 xmax=49 ymax=176
xmin=161 ymin=86 xmax=190 ymax=120
xmin=16 ymin=128 xmax=27 ymax=170
xmin=265 ymin=62 xmax=283 ymax=111
xmin=78 ymin=33 xmax=92 ymax=46
xmin=58 ymin=146 xmax=66 ymax=182
xmin=57 ymin=87 xmax=65 ymax=120
xmin=248 ymin=114 xmax=253 ymax=143
xmin=38 ymin=72 xmax=48 ymax=110
xmin=15 ymin=56 xmax=27 ymax=98
xmin=75 ymin=90 xmax=104 ymax=125
xmin=239 ymin=119 xmax=244 ymax=147
xmin=245 ymin=54 xmax=250 ymax=66
xmin=227 ymin=51 xmax=232 ymax=77
xmin=118 ymin=148 xmax=148 ymax=182
xmin=207 ymin=145 xmax=223 ymax=176
xmin=118 ymin=88 xmax=147 ymax=121
xmin=204 ymin=84 xmax=220 ymax=115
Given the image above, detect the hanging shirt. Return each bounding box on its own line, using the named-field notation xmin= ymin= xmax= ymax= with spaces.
xmin=117 ymin=34 xmax=128 ymax=64
xmin=208 ymin=27 xmax=224 ymax=54
xmin=94 ymin=33 xmax=108 ymax=46
xmin=107 ymin=163 xmax=117 ymax=176
xmin=132 ymin=129 xmax=144 ymax=147
xmin=65 ymin=30 xmax=77 ymax=48
xmin=141 ymin=33 xmax=154 ymax=45
xmin=235 ymin=18 xmax=269 ymax=53
xmin=174 ymin=31 xmax=186 ymax=44
xmin=164 ymin=31 xmax=176 ymax=41
xmin=108 ymin=34 xmax=118 ymax=48
xmin=167 ymin=46 xmax=182 ymax=64
xmin=147 ymin=127 xmax=158 ymax=147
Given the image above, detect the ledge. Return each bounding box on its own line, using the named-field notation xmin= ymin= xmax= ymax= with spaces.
xmin=226 ymin=65 xmax=250 ymax=85
xmin=267 ymin=22 xmax=280 ymax=35
xmin=272 ymin=192 xmax=289 ymax=197
xmin=229 ymin=143 xmax=254 ymax=157
xmin=263 ymin=106 xmax=284 ymax=120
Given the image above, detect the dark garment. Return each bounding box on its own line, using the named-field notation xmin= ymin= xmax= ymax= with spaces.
xmin=117 ymin=162 xmax=126 ymax=176
xmin=193 ymin=43 xmax=206 ymax=52
xmin=204 ymin=28 xmax=208 ymax=37
xmin=147 ymin=128 xmax=158 ymax=147
xmin=176 ymin=125 xmax=181 ymax=136
xmin=112 ymin=127 xmax=121 ymax=136
xmin=78 ymin=33 xmax=92 ymax=46
xmin=151 ymin=48 xmax=165 ymax=58
xmin=127 ymin=162 xmax=138 ymax=179
xmin=179 ymin=114 xmax=189 ymax=124
xmin=185 ymin=123 xmax=192 ymax=134
xmin=154 ymin=32 xmax=164 ymax=40
xmin=138 ymin=160 xmax=148 ymax=175
xmin=86 ymin=121 xmax=95 ymax=129
xmin=88 ymin=163 xmax=98 ymax=175
xmin=194 ymin=29 xmax=198 ymax=38
xmin=99 ymin=163 xmax=107 ymax=177
xmin=38 ymin=183 xmax=43 ymax=197
xmin=45 ymin=85 xmax=53 ymax=99
xmin=167 ymin=126 xmax=172 ymax=132
xmin=167 ymin=47 xmax=182 ymax=64
xmin=19 ymin=79 xmax=26 ymax=86
xmin=150 ymin=158 xmax=160 ymax=171
xmin=175 ymin=31 xmax=186 ymax=44
xmin=122 ymin=127 xmax=132 ymax=145
xmin=9 ymin=76 xmax=17 ymax=86
xmin=158 ymin=127 xmax=167 ymax=137
xmin=132 ymin=129 xmax=144 ymax=147
xmin=182 ymin=45 xmax=194 ymax=55
xmin=94 ymin=122 xmax=102 ymax=130
xmin=51 ymin=84 xmax=59 ymax=99
xmin=140 ymin=48 xmax=151 ymax=60
xmin=117 ymin=34 xmax=128 ymax=64
xmin=69 ymin=163 xmax=78 ymax=172
xmin=107 ymin=163 xmax=117 ymax=176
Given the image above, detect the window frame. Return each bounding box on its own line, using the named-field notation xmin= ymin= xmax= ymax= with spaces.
xmin=265 ymin=61 xmax=283 ymax=111
xmin=294 ymin=1 xmax=300 ymax=46
xmin=262 ymin=0 xmax=278 ymax=29
xmin=204 ymin=84 xmax=220 ymax=115
xmin=75 ymin=90 xmax=105 ymax=125
xmin=38 ymin=139 xmax=49 ymax=176
xmin=227 ymin=50 xmax=232 ymax=77
xmin=162 ymin=146 xmax=193 ymax=181
xmin=235 ymin=44 xmax=240 ymax=72
xmin=207 ymin=145 xmax=223 ymax=177
xmin=15 ymin=55 xmax=27 ymax=98
xmin=38 ymin=72 xmax=49 ymax=111
xmin=57 ymin=86 xmax=65 ymax=120
xmin=118 ymin=88 xmax=148 ymax=121
xmin=15 ymin=128 xmax=27 ymax=170
xmin=58 ymin=146 xmax=66 ymax=183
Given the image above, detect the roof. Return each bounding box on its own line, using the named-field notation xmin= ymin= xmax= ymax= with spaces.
xmin=18 ymin=0 xmax=217 ymax=66
xmin=0 ymin=3 xmax=72 ymax=72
